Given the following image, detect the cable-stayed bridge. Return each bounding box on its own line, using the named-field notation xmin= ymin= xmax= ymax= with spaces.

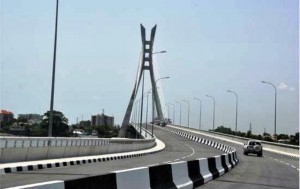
xmin=0 ymin=25 xmax=298 ymax=189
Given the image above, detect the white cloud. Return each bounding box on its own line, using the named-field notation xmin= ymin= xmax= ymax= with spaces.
xmin=278 ymin=82 xmax=296 ymax=92
xmin=278 ymin=82 xmax=289 ymax=90
xmin=289 ymin=87 xmax=295 ymax=91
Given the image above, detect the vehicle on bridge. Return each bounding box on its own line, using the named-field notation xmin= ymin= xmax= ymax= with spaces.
xmin=243 ymin=140 xmax=263 ymax=157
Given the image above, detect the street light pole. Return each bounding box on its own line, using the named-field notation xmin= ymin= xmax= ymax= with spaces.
xmin=154 ymin=76 xmax=170 ymax=122
xmin=169 ymin=103 xmax=176 ymax=125
xmin=193 ymin=98 xmax=202 ymax=130
xmin=145 ymin=90 xmax=151 ymax=137
xmin=48 ymin=0 xmax=59 ymax=137
xmin=227 ymin=90 xmax=238 ymax=134
xmin=175 ymin=101 xmax=182 ymax=126
xmin=206 ymin=95 xmax=215 ymax=130
xmin=182 ymin=100 xmax=190 ymax=127
xmin=136 ymin=99 xmax=141 ymax=138
xmin=165 ymin=104 xmax=170 ymax=122
xmin=261 ymin=81 xmax=277 ymax=136
xmin=139 ymin=72 xmax=145 ymax=137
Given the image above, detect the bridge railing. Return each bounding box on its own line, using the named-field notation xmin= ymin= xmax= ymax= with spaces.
xmin=0 ymin=135 xmax=156 ymax=163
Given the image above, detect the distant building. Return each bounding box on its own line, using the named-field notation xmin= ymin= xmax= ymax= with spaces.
xmin=18 ymin=114 xmax=43 ymax=124
xmin=0 ymin=110 xmax=14 ymax=127
xmin=10 ymin=122 xmax=27 ymax=131
xmin=91 ymin=113 xmax=114 ymax=126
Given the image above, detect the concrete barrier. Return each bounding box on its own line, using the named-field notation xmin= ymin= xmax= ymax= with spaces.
xmin=0 ymin=136 xmax=156 ymax=163
xmin=170 ymin=161 xmax=193 ymax=189
xmin=115 ymin=167 xmax=151 ymax=189
xmin=0 ymin=137 xmax=165 ymax=175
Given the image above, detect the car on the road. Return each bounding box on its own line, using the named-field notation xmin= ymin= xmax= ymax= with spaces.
xmin=243 ymin=140 xmax=263 ymax=157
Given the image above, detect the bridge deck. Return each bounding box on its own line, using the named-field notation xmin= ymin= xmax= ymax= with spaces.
xmin=0 ymin=126 xmax=222 ymax=188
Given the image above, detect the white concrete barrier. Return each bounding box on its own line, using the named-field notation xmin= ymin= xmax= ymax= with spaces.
xmin=214 ymin=155 xmax=225 ymax=176
xmin=170 ymin=161 xmax=193 ymax=189
xmin=198 ymin=158 xmax=213 ymax=183
xmin=115 ymin=167 xmax=151 ymax=189
xmin=0 ymin=135 xmax=156 ymax=163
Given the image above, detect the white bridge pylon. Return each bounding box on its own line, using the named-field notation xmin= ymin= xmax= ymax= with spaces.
xmin=118 ymin=24 xmax=165 ymax=138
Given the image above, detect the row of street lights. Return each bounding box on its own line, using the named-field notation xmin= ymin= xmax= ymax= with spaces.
xmin=132 ymin=76 xmax=170 ymax=138
xmin=166 ymin=80 xmax=277 ymax=135
xmin=130 ymin=49 xmax=276 ymax=137
xmin=46 ymin=2 xmax=277 ymax=138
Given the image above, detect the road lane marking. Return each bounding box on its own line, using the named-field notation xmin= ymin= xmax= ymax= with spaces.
xmin=291 ymin=165 xmax=296 ymax=168
xmin=147 ymin=164 xmax=158 ymax=167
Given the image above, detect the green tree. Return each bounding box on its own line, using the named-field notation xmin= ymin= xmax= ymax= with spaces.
xmin=246 ymin=130 xmax=252 ymax=138
xmin=94 ymin=125 xmax=120 ymax=138
xmin=214 ymin=126 xmax=234 ymax=135
xmin=79 ymin=120 xmax=91 ymax=127
xmin=41 ymin=110 xmax=69 ymax=137
xmin=277 ymin=134 xmax=289 ymax=140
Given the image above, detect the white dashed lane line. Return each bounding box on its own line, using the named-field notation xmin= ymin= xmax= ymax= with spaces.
xmin=264 ymin=155 xmax=299 ymax=171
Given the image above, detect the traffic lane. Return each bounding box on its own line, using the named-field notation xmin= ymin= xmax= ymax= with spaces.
xmin=167 ymin=126 xmax=299 ymax=189
xmin=167 ymin=126 xmax=299 ymax=169
xmin=0 ymin=125 xmax=221 ymax=188
xmin=196 ymin=150 xmax=299 ymax=189
xmin=157 ymin=126 xmax=225 ymax=162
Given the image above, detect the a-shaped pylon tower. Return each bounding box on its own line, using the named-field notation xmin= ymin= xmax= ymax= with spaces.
xmin=118 ymin=24 xmax=164 ymax=137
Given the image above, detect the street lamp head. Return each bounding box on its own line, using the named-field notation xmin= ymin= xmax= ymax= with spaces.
xmin=152 ymin=50 xmax=167 ymax=55
xmin=227 ymin=90 xmax=231 ymax=92
xmin=261 ymin=81 xmax=266 ymax=83
xmin=156 ymin=77 xmax=170 ymax=83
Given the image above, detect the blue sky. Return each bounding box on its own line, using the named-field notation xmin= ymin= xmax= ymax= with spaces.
xmin=1 ymin=0 xmax=298 ymax=135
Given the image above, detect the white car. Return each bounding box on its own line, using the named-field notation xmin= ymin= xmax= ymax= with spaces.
xmin=243 ymin=140 xmax=263 ymax=157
